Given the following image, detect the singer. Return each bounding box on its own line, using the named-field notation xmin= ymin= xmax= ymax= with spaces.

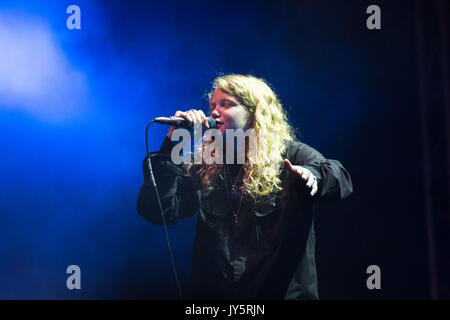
xmin=137 ymin=74 xmax=353 ymax=299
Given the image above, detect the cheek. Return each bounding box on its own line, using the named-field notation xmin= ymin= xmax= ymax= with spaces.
xmin=228 ymin=110 xmax=249 ymax=128
xmin=223 ymin=113 xmax=237 ymax=127
xmin=227 ymin=117 xmax=242 ymax=129
xmin=237 ymin=111 xmax=250 ymax=129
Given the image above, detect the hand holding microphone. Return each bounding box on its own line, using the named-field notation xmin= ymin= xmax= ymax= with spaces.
xmin=164 ymin=109 xmax=214 ymax=139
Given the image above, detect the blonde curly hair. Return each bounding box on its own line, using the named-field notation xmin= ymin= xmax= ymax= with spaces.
xmin=188 ymin=74 xmax=295 ymax=201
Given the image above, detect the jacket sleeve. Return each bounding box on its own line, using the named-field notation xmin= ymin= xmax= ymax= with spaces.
xmin=137 ymin=136 xmax=200 ymax=225
xmin=288 ymin=141 xmax=353 ymax=203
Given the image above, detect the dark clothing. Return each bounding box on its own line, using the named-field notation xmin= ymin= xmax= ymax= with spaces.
xmin=137 ymin=137 xmax=353 ymax=299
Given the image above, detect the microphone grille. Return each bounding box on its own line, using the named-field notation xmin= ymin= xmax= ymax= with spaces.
xmin=207 ymin=117 xmax=216 ymax=129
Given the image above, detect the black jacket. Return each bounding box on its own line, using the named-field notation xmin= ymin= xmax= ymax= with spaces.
xmin=137 ymin=137 xmax=353 ymax=299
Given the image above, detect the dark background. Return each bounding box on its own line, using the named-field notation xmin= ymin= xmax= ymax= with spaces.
xmin=0 ymin=0 xmax=448 ymax=299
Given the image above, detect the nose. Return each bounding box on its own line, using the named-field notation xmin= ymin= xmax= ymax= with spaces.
xmin=210 ymin=108 xmax=220 ymax=119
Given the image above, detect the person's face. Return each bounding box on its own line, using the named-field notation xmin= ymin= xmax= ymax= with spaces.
xmin=209 ymin=88 xmax=251 ymax=135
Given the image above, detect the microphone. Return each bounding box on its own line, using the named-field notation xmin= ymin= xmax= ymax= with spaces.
xmin=153 ymin=116 xmax=219 ymax=129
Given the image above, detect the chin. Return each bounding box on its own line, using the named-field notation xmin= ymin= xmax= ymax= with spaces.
xmin=214 ymin=126 xmax=225 ymax=135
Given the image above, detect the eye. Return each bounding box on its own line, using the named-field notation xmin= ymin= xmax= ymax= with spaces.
xmin=223 ymin=100 xmax=236 ymax=107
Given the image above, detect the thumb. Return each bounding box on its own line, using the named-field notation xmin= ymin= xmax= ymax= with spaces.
xmin=284 ymin=159 xmax=294 ymax=171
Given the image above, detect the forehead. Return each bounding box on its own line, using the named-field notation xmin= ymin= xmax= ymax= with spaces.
xmin=210 ymin=88 xmax=239 ymax=102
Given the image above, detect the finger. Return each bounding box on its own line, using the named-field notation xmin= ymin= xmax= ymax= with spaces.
xmin=299 ymin=169 xmax=310 ymax=181
xmin=192 ymin=110 xmax=202 ymax=122
xmin=181 ymin=111 xmax=193 ymax=123
xmin=198 ymin=109 xmax=207 ymax=119
xmin=284 ymin=159 xmax=294 ymax=172
xmin=203 ymin=117 xmax=211 ymax=128
xmin=198 ymin=110 xmax=210 ymax=128
xmin=306 ymin=175 xmax=315 ymax=188
xmin=176 ymin=110 xmax=186 ymax=118
xmin=195 ymin=110 xmax=205 ymax=124
xmin=189 ymin=110 xmax=201 ymax=128
xmin=311 ymin=181 xmax=318 ymax=196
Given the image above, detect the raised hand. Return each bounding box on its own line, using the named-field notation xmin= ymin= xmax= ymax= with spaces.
xmin=284 ymin=159 xmax=318 ymax=196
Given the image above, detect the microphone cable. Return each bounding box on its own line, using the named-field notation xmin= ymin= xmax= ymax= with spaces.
xmin=145 ymin=119 xmax=183 ymax=300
